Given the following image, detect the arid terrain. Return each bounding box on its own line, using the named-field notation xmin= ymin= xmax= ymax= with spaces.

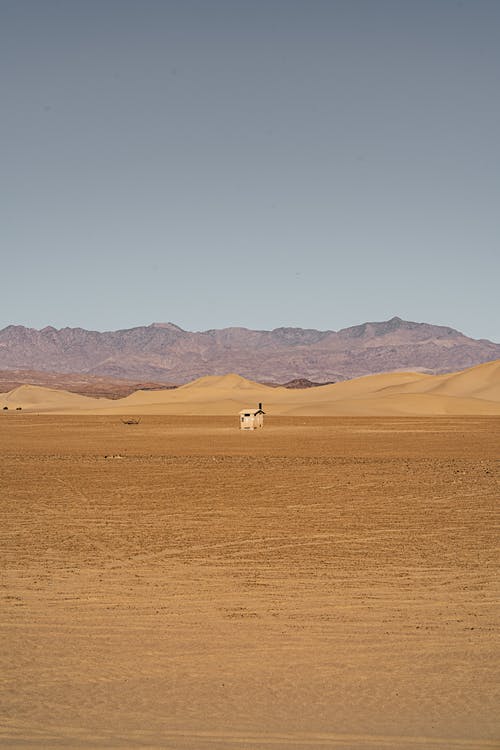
xmin=1 ymin=360 xmax=500 ymax=417
xmin=1 ymin=414 xmax=499 ymax=749
xmin=0 ymin=369 xmax=176 ymax=400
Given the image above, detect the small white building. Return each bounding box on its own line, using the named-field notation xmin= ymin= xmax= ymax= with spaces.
xmin=239 ymin=403 xmax=265 ymax=430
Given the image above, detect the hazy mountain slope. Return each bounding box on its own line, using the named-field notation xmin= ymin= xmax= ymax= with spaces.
xmin=0 ymin=369 xmax=175 ymax=399
xmin=0 ymin=317 xmax=498 ymax=383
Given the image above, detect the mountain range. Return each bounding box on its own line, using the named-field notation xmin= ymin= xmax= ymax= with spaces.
xmin=0 ymin=317 xmax=499 ymax=384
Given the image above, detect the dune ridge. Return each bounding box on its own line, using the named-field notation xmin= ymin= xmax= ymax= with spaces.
xmin=1 ymin=384 xmax=104 ymax=410
xmin=1 ymin=361 xmax=499 ymax=416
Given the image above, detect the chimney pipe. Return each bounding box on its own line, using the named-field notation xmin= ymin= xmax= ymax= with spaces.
xmin=259 ymin=403 xmax=262 ymax=411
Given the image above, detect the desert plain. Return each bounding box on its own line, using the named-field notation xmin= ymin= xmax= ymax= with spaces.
xmin=1 ymin=363 xmax=499 ymax=749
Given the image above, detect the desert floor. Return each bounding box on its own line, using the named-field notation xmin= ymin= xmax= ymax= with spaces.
xmin=1 ymin=415 xmax=499 ymax=749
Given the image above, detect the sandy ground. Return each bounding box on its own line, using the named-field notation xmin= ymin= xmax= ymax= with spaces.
xmin=1 ymin=415 xmax=499 ymax=749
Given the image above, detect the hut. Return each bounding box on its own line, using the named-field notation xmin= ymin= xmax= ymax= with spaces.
xmin=239 ymin=403 xmax=265 ymax=430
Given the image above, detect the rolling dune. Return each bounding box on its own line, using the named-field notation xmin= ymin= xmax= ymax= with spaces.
xmin=1 ymin=361 xmax=499 ymax=416
xmin=1 ymin=384 xmax=104 ymax=411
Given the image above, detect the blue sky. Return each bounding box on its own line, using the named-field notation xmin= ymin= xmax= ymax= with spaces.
xmin=1 ymin=0 xmax=499 ymax=340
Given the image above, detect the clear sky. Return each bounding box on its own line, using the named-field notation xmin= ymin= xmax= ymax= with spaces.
xmin=1 ymin=0 xmax=499 ymax=340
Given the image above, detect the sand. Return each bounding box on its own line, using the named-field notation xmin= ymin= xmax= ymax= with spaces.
xmin=1 ymin=414 xmax=499 ymax=748
xmin=1 ymin=360 xmax=500 ymax=416
xmin=1 ymin=384 xmax=104 ymax=411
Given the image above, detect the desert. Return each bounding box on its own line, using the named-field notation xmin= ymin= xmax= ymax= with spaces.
xmin=4 ymin=0 xmax=500 ymax=744
xmin=2 ymin=360 xmax=500 ymax=417
xmin=4 ymin=0 xmax=500 ymax=742
xmin=1 ymin=360 xmax=499 ymax=748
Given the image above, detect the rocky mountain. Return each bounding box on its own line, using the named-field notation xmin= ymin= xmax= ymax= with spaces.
xmin=0 ymin=317 xmax=498 ymax=383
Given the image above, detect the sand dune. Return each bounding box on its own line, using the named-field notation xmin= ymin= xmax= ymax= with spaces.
xmin=1 ymin=361 xmax=499 ymax=416
xmin=375 ymin=359 xmax=500 ymax=400
xmin=178 ymin=373 xmax=270 ymax=392
xmin=0 ymin=384 xmax=102 ymax=411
